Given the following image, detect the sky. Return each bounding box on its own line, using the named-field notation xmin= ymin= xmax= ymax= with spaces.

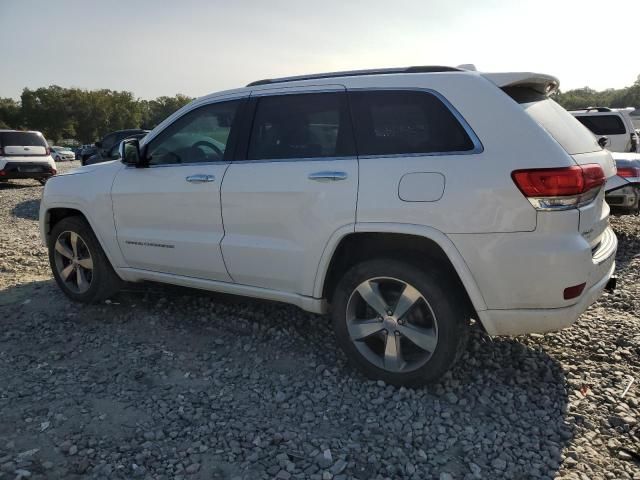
xmin=1 ymin=0 xmax=639 ymax=100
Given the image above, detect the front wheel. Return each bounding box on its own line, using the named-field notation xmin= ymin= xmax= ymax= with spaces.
xmin=331 ymin=259 xmax=468 ymax=386
xmin=48 ymin=216 xmax=123 ymax=303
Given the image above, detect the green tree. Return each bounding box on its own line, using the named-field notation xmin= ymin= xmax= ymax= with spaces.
xmin=0 ymin=98 xmax=22 ymax=129
xmin=140 ymin=94 xmax=193 ymax=129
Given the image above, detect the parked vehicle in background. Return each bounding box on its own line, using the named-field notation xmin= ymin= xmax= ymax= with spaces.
xmin=50 ymin=146 xmax=75 ymax=162
xmin=81 ymin=130 xmax=148 ymax=166
xmin=0 ymin=130 xmax=56 ymax=185
xmin=80 ymin=145 xmax=97 ymax=163
xmin=40 ymin=66 xmax=617 ymax=385
xmin=84 ymin=132 xmax=148 ymax=166
xmin=571 ymin=107 xmax=639 ymax=153
xmin=605 ymin=152 xmax=640 ymax=214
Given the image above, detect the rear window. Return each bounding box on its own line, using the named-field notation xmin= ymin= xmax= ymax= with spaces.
xmin=0 ymin=132 xmax=47 ymax=148
xmin=349 ymin=91 xmax=474 ymax=156
xmin=574 ymin=115 xmax=626 ymax=135
xmin=502 ymin=87 xmax=600 ymax=155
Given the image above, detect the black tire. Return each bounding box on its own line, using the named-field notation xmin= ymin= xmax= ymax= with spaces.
xmin=48 ymin=216 xmax=123 ymax=303
xmin=331 ymin=258 xmax=468 ymax=386
xmin=37 ymin=177 xmax=48 ymax=185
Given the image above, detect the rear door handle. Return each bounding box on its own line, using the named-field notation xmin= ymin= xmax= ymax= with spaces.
xmin=186 ymin=174 xmax=215 ymax=183
xmin=308 ymin=171 xmax=348 ymax=182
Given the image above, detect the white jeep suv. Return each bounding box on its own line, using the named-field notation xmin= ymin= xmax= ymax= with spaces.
xmin=40 ymin=66 xmax=617 ymax=385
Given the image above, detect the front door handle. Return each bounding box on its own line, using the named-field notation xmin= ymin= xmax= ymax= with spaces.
xmin=308 ymin=171 xmax=348 ymax=182
xmin=186 ymin=174 xmax=215 ymax=183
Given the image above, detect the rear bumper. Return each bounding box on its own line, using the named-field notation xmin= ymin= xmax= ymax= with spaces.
xmin=0 ymin=162 xmax=56 ymax=179
xmin=478 ymin=259 xmax=615 ymax=336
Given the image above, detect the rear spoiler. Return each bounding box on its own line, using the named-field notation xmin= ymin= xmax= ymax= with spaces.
xmin=482 ymin=72 xmax=560 ymax=95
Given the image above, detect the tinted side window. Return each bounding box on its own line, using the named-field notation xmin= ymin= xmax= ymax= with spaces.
xmin=350 ymin=91 xmax=474 ymax=156
xmin=147 ymin=100 xmax=240 ymax=165
xmin=575 ymin=115 xmax=626 ymax=135
xmin=248 ymin=92 xmax=355 ymax=160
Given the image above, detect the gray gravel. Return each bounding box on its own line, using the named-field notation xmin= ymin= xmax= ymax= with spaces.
xmin=1 ymin=161 xmax=639 ymax=479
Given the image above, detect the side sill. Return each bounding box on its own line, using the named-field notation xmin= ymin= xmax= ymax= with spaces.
xmin=117 ymin=268 xmax=329 ymax=314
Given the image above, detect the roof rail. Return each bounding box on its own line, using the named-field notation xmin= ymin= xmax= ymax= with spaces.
xmin=246 ymin=66 xmax=463 ymax=87
xmin=584 ymin=107 xmax=612 ymax=112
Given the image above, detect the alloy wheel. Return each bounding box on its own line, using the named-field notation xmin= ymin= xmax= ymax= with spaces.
xmin=346 ymin=276 xmax=439 ymax=373
xmin=53 ymin=231 xmax=94 ymax=294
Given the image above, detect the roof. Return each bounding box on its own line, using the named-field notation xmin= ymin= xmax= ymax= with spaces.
xmin=246 ymin=66 xmax=463 ymax=87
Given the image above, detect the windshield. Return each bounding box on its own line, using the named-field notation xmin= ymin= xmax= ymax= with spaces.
xmin=502 ymin=87 xmax=601 ymax=155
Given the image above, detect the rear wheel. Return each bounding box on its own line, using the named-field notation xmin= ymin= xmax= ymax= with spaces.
xmin=48 ymin=216 xmax=122 ymax=303
xmin=37 ymin=177 xmax=48 ymax=185
xmin=332 ymin=258 xmax=468 ymax=386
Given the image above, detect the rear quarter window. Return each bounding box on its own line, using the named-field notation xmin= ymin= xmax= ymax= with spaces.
xmin=0 ymin=132 xmax=47 ymax=147
xmin=502 ymin=87 xmax=601 ymax=155
xmin=574 ymin=115 xmax=627 ymax=135
xmin=349 ymin=90 xmax=475 ymax=156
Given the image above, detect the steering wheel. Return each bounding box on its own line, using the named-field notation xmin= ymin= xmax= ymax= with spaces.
xmin=192 ymin=140 xmax=223 ymax=157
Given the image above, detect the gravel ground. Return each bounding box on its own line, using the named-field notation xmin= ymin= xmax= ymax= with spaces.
xmin=1 ymin=161 xmax=639 ymax=480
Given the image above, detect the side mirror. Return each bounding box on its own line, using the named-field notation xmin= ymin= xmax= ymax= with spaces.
xmin=120 ymin=138 xmax=145 ymax=167
xmin=95 ymin=141 xmax=103 ymax=148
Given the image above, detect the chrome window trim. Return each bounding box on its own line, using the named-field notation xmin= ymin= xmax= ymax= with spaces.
xmin=125 ymin=160 xmax=230 ymax=169
xmin=347 ymin=87 xmax=484 ymax=158
xmin=232 ymin=155 xmax=358 ymax=165
xmin=237 ymin=86 xmax=483 ymax=164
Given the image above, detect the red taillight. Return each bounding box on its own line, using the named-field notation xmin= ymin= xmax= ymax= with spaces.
xmin=512 ymin=164 xmax=605 ymax=210
xmin=50 ymin=167 xmax=57 ymax=175
xmin=617 ymin=166 xmax=640 ymax=178
xmin=564 ymin=283 xmax=586 ymax=300
xmin=0 ymin=170 xmax=5 ymax=176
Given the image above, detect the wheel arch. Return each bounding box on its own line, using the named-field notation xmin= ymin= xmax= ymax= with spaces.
xmin=41 ymin=203 xmax=125 ymax=274
xmin=315 ymin=224 xmax=487 ymax=322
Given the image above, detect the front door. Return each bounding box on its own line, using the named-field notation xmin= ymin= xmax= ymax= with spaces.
xmin=220 ymin=88 xmax=358 ymax=295
xmin=111 ymin=98 xmax=244 ymax=281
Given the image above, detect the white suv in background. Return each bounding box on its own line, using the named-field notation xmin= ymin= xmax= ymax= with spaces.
xmin=571 ymin=107 xmax=639 ymax=153
xmin=40 ymin=66 xmax=617 ymax=385
xmin=0 ymin=130 xmax=56 ymax=185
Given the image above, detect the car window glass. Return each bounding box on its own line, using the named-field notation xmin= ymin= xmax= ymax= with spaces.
xmin=574 ymin=115 xmax=626 ymax=135
xmin=147 ymin=100 xmax=240 ymax=166
xmin=247 ymin=92 xmax=355 ymax=160
xmin=349 ymin=90 xmax=474 ymax=156
xmin=0 ymin=132 xmax=48 ymax=147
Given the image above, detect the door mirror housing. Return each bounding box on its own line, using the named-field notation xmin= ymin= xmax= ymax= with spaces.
xmin=120 ymin=138 xmax=145 ymax=167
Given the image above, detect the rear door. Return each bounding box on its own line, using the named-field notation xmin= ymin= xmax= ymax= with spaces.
xmin=220 ymin=86 xmax=358 ymax=295
xmin=0 ymin=131 xmax=48 ymax=158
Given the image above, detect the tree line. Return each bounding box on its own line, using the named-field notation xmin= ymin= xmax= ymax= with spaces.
xmin=552 ymin=75 xmax=640 ymax=111
xmin=1 ymin=76 xmax=639 ymax=145
xmin=0 ymin=86 xmax=193 ymax=144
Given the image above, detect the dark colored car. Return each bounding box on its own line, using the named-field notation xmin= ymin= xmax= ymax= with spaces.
xmin=82 ymin=129 xmax=149 ymax=166
xmin=84 ymin=132 xmax=148 ymax=166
